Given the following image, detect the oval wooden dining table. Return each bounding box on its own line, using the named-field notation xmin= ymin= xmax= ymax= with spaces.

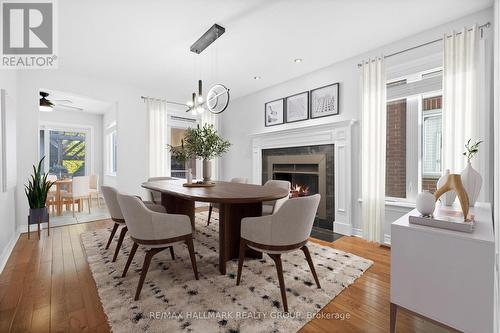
xmin=142 ymin=179 xmax=289 ymax=275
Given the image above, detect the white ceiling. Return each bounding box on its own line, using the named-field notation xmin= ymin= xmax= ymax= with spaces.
xmin=58 ymin=0 xmax=492 ymax=102
xmin=42 ymin=89 xmax=113 ymax=114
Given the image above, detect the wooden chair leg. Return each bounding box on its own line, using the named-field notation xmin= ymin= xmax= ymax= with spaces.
xmin=97 ymin=194 xmax=101 ymax=208
xmin=185 ymin=237 xmax=199 ymax=280
xmin=37 ymin=217 xmax=40 ymax=240
xmin=207 ymin=204 xmax=213 ymax=226
xmin=105 ymin=223 xmax=119 ymax=249
xmin=236 ymin=239 xmax=247 ymax=285
xmin=269 ymin=253 xmax=288 ymax=312
xmin=28 ymin=215 xmax=30 ymax=240
xmin=112 ymin=226 xmax=128 ymax=262
xmin=134 ymin=247 xmax=166 ymax=301
xmin=122 ymin=242 xmax=138 ymax=277
xmin=47 ymin=214 xmax=50 ymax=237
xmin=301 ymin=245 xmax=321 ymax=288
xmin=169 ymin=246 xmax=175 ymax=260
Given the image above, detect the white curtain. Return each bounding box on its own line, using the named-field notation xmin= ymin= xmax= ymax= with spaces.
xmin=147 ymin=98 xmax=167 ymax=177
xmin=201 ymin=110 xmax=219 ymax=180
xmin=361 ymin=57 xmax=386 ymax=243
xmin=442 ymin=25 xmax=481 ymax=175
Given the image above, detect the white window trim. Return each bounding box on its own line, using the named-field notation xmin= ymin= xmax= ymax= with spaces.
xmin=385 ymin=66 xmax=443 ymax=203
xmin=105 ymin=128 xmax=117 ymax=176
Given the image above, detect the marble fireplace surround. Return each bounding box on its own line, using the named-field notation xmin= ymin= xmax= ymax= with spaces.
xmin=251 ymin=120 xmax=356 ymax=235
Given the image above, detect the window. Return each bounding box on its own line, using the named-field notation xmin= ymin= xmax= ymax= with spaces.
xmin=106 ymin=130 xmax=117 ymax=175
xmin=170 ymin=127 xmax=196 ymax=179
xmin=39 ymin=128 xmax=88 ymax=178
xmin=385 ymin=68 xmax=443 ymax=201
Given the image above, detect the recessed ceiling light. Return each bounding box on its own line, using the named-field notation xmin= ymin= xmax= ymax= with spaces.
xmin=294 ymin=58 xmax=304 ymax=63
xmin=253 ymin=76 xmax=261 ymax=80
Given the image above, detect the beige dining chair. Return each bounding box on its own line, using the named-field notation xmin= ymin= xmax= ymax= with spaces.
xmin=262 ymin=180 xmax=291 ymax=215
xmin=117 ymin=193 xmax=199 ymax=301
xmin=236 ymin=194 xmax=321 ymax=312
xmin=89 ymin=174 xmax=101 ymax=207
xmin=206 ymin=177 xmax=249 ymax=226
xmin=61 ymin=176 xmax=91 ymax=217
xmin=147 ymin=177 xmax=174 ymax=204
xmin=101 ymin=185 xmax=166 ymax=262
xmin=46 ymin=174 xmax=58 ymax=215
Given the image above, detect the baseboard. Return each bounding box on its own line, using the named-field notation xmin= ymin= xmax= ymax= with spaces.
xmin=0 ymin=230 xmax=20 ymax=274
xmin=351 ymin=228 xmax=391 ymax=245
xmin=333 ymin=222 xmax=353 ymax=236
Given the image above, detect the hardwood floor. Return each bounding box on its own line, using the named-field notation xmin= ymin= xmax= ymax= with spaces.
xmin=0 ymin=217 xmax=453 ymax=333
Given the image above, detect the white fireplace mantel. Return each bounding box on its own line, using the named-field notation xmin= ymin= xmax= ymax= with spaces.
xmin=250 ymin=119 xmax=356 ymax=235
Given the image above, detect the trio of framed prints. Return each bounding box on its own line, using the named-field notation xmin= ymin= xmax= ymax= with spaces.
xmin=265 ymin=82 xmax=339 ymax=127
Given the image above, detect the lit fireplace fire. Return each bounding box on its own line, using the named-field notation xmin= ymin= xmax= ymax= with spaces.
xmin=290 ymin=183 xmax=310 ymax=197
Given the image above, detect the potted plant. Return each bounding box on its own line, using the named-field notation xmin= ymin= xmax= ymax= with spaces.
xmin=461 ymin=139 xmax=483 ymax=206
xmin=25 ymin=157 xmax=54 ymax=226
xmin=183 ymin=124 xmax=231 ymax=182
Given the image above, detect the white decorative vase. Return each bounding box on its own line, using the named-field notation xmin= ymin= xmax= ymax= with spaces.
xmin=460 ymin=161 xmax=482 ymax=206
xmin=202 ymin=159 xmax=212 ymax=182
xmin=186 ymin=168 xmax=193 ymax=184
xmin=416 ymin=191 xmax=435 ymax=217
xmin=436 ymin=169 xmax=456 ymax=206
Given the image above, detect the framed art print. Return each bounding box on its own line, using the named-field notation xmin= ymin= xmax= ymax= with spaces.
xmin=310 ymin=83 xmax=339 ymax=119
xmin=265 ymin=98 xmax=284 ymax=127
xmin=285 ymin=91 xmax=308 ymax=123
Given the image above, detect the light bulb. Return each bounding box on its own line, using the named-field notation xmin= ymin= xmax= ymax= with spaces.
xmin=191 ymin=108 xmax=197 ymax=116
xmin=186 ymin=100 xmax=194 ymax=107
xmin=197 ymin=106 xmax=204 ymax=114
xmin=197 ymin=95 xmax=204 ymax=103
xmin=39 ymin=105 xmax=53 ymax=112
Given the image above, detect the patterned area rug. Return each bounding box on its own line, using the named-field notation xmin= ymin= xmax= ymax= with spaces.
xmin=81 ymin=211 xmax=373 ymax=333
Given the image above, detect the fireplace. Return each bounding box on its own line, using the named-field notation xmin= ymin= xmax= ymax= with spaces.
xmin=262 ymin=145 xmax=334 ymax=230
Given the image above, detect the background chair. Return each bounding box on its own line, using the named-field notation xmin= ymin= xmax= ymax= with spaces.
xmin=237 ymin=194 xmax=321 ymax=312
xmin=262 ymin=180 xmax=291 ymax=215
xmin=61 ymin=176 xmax=91 ymax=217
xmin=117 ymin=193 xmax=199 ymax=301
xmin=207 ymin=177 xmax=248 ymax=225
xmin=89 ymin=174 xmax=101 ymax=207
xmin=146 ymin=176 xmax=173 ymax=204
xmin=46 ymin=174 xmax=58 ymax=215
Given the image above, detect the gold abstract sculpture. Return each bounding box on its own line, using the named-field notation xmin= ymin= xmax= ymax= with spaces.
xmin=434 ymin=174 xmax=470 ymax=221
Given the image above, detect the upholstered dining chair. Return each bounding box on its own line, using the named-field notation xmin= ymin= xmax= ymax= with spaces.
xmin=61 ymin=176 xmax=91 ymax=217
xmin=101 ymin=185 xmax=165 ymax=263
xmin=236 ymin=194 xmax=321 ymax=312
xmin=262 ymin=180 xmax=291 ymax=215
xmin=147 ymin=176 xmax=173 ymax=204
xmin=89 ymin=174 xmax=101 ymax=207
xmin=206 ymin=177 xmax=249 ymax=226
xmin=117 ymin=193 xmax=199 ymax=301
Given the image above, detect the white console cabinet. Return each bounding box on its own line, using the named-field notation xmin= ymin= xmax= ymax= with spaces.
xmin=390 ymin=202 xmax=494 ymax=333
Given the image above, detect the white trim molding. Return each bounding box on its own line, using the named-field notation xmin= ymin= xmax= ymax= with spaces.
xmin=0 ymin=230 xmax=19 ymax=274
xmin=250 ymin=120 xmax=356 ymax=235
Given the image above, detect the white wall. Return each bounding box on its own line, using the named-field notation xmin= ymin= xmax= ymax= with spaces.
xmin=493 ymin=1 xmax=499 ymax=331
xmin=39 ymin=108 xmax=104 ymax=182
xmin=0 ymin=70 xmax=18 ymax=273
xmin=15 ymin=70 xmax=161 ymax=230
xmin=220 ymin=9 xmax=494 ymax=241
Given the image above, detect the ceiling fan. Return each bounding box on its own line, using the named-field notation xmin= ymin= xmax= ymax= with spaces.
xmin=39 ymin=91 xmax=83 ymax=112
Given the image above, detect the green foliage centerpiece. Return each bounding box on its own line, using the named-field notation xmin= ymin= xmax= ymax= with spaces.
xmin=25 ymin=157 xmax=54 ymax=224
xmin=182 ymin=124 xmax=231 ymax=183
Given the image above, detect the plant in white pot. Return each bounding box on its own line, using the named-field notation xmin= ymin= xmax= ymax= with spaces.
xmin=184 ymin=124 xmax=231 ymax=183
xmin=25 ymin=157 xmax=54 ymax=226
xmin=461 ymin=139 xmax=483 ymax=206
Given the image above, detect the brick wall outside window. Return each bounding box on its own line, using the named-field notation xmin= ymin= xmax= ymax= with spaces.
xmin=386 ymin=99 xmax=406 ymax=198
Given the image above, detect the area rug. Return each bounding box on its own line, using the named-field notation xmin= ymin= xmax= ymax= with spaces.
xmin=81 ymin=211 xmax=373 ymax=333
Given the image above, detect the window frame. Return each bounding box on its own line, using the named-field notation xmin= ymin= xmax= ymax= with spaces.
xmin=385 ymin=68 xmax=443 ymax=204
